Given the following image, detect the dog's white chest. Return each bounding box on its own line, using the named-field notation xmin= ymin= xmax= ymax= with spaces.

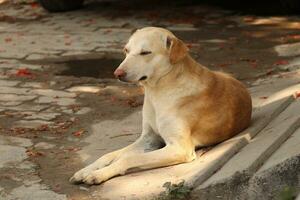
xmin=143 ymin=90 xmax=179 ymax=135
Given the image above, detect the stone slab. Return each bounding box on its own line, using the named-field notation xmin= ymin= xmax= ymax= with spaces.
xmin=0 ymin=80 xmax=19 ymax=87
xmin=0 ymin=104 xmax=48 ymax=112
xmin=31 ymin=89 xmax=76 ymax=98
xmin=35 ymin=96 xmax=76 ymax=106
xmin=257 ymin=127 xmax=300 ymax=173
xmin=198 ymin=99 xmax=300 ymax=189
xmin=0 ymin=145 xmax=28 ymax=168
xmin=274 ymin=42 xmax=300 ymax=57
xmin=4 ymin=184 xmax=66 ymax=200
xmin=0 ymin=135 xmax=32 ymax=147
xmin=24 ymin=112 xmax=61 ymax=121
xmin=14 ymin=120 xmax=53 ymax=128
xmin=0 ymin=87 xmax=32 ymax=95
xmin=243 ymin=128 xmax=300 ymax=200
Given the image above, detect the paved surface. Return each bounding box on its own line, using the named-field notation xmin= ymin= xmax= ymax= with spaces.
xmin=0 ymin=0 xmax=300 ymax=200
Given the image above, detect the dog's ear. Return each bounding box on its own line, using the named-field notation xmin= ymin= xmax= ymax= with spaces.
xmin=166 ymin=36 xmax=189 ymax=64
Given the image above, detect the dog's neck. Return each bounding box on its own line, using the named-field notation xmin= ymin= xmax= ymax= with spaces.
xmin=142 ymin=55 xmax=206 ymax=90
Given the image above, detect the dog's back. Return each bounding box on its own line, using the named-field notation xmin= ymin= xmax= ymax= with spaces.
xmin=174 ymin=59 xmax=252 ymax=146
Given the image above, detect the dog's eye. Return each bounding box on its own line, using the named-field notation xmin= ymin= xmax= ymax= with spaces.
xmin=140 ymin=51 xmax=152 ymax=55
xmin=124 ymin=48 xmax=129 ymax=54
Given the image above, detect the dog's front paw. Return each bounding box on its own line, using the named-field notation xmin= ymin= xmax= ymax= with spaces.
xmin=69 ymin=167 xmax=93 ymax=184
xmin=83 ymin=170 xmax=108 ymax=185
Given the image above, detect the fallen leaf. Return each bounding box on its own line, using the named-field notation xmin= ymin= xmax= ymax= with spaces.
xmin=26 ymin=149 xmax=45 ymax=157
xmin=294 ymin=91 xmax=300 ymax=99
xmin=30 ymin=2 xmax=39 ymax=8
xmin=68 ymin=104 xmax=80 ymax=112
xmin=4 ymin=37 xmax=12 ymax=43
xmin=125 ymin=98 xmax=142 ymax=107
xmin=52 ymin=184 xmax=61 ymax=192
xmin=286 ymin=34 xmax=300 ymax=40
xmin=37 ymin=124 xmax=49 ymax=131
xmin=186 ymin=43 xmax=193 ymax=48
xmin=266 ymin=70 xmax=273 ymax=75
xmin=72 ymin=130 xmax=85 ymax=137
xmin=110 ymin=96 xmax=117 ymax=103
xmin=249 ymin=61 xmax=258 ymax=68
xmin=243 ymin=16 xmax=255 ymax=22
xmin=259 ymin=96 xmax=268 ymax=99
xmin=104 ymin=29 xmax=112 ymax=34
xmin=15 ymin=68 xmax=32 ymax=77
xmin=65 ymin=147 xmax=81 ymax=152
xmin=65 ymin=42 xmax=72 ymax=46
xmin=218 ymin=63 xmax=231 ymax=68
xmin=274 ymin=60 xmax=289 ymax=65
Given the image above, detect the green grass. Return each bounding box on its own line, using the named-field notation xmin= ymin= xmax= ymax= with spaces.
xmin=155 ymin=181 xmax=192 ymax=200
xmin=278 ymin=186 xmax=298 ymax=200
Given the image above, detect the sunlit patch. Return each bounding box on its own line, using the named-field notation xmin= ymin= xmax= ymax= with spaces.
xmin=233 ymin=16 xmax=300 ymax=30
xmin=274 ymin=42 xmax=300 ymax=57
xmin=67 ymin=86 xmax=102 ymax=93
xmin=263 ymin=84 xmax=300 ymax=105
xmin=248 ymin=17 xmax=286 ymax=25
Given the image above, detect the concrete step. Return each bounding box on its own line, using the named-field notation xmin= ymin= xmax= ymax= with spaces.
xmin=247 ymin=127 xmax=300 ymax=200
xmin=92 ymin=85 xmax=299 ymax=200
xmin=193 ymin=98 xmax=300 ymax=200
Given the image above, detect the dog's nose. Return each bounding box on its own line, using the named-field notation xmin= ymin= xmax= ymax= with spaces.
xmin=114 ymin=68 xmax=126 ymax=78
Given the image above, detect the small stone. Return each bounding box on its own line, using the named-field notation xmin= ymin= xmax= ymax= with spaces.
xmin=79 ymin=186 xmax=89 ymax=191
xmin=76 ymin=107 xmax=92 ymax=115
xmin=34 ymin=142 xmax=55 ymax=149
xmin=67 ymin=85 xmax=102 ymax=93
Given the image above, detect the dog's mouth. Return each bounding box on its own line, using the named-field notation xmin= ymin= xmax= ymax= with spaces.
xmin=138 ymin=76 xmax=147 ymax=81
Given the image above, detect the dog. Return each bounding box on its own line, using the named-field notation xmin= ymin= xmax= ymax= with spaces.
xmin=70 ymin=27 xmax=252 ymax=185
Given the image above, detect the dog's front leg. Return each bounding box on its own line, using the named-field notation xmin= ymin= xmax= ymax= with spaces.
xmin=82 ymin=134 xmax=196 ymax=185
xmin=70 ymin=126 xmax=161 ymax=184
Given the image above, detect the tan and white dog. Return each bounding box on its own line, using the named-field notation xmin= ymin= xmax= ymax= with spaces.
xmin=70 ymin=27 xmax=252 ymax=185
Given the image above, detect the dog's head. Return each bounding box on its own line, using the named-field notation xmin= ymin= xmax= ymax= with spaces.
xmin=114 ymin=27 xmax=189 ymax=84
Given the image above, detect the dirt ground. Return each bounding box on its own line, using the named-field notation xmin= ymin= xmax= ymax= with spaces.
xmin=0 ymin=0 xmax=300 ymax=200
